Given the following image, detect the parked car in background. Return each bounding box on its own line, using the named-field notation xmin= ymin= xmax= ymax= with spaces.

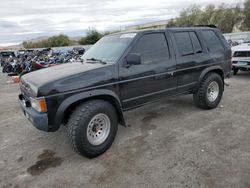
xmin=232 ymin=35 xmax=250 ymax=75
xmin=0 ymin=51 xmax=16 ymax=67
xmin=18 ymin=26 xmax=231 ymax=158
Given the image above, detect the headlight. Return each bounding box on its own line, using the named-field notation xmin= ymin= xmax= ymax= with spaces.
xmin=30 ymin=97 xmax=47 ymax=113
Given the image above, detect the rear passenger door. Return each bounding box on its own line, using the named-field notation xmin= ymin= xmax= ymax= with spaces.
xmin=171 ymin=31 xmax=205 ymax=93
xmin=172 ymin=31 xmax=199 ymax=93
xmin=119 ymin=32 xmax=177 ymax=110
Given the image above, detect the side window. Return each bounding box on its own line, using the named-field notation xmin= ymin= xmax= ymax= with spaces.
xmin=174 ymin=32 xmax=194 ymax=56
xmin=189 ymin=32 xmax=202 ymax=53
xmin=202 ymin=30 xmax=224 ymax=52
xmin=132 ymin=33 xmax=169 ymax=64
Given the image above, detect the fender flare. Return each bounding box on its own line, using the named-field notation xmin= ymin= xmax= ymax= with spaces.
xmin=198 ymin=65 xmax=224 ymax=83
xmin=53 ymin=89 xmax=125 ymax=131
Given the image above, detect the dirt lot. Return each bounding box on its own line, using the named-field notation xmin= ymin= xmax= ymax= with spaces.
xmin=0 ymin=71 xmax=250 ymax=188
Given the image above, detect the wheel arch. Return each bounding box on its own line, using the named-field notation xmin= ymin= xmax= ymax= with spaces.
xmin=199 ymin=66 xmax=224 ymax=84
xmin=53 ymin=89 xmax=125 ymax=131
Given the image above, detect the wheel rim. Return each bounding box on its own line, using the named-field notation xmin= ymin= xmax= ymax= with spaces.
xmin=207 ymin=81 xmax=219 ymax=102
xmin=87 ymin=113 xmax=111 ymax=146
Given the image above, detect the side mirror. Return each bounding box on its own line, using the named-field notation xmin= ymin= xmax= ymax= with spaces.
xmin=125 ymin=53 xmax=141 ymax=67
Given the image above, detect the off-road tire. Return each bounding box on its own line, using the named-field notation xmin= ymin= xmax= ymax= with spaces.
xmin=66 ymin=100 xmax=118 ymax=158
xmin=193 ymin=73 xmax=224 ymax=109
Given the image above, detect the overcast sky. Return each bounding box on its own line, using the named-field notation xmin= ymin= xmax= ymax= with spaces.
xmin=0 ymin=0 xmax=241 ymax=46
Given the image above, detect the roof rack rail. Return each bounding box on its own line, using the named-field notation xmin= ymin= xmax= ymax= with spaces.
xmin=194 ymin=25 xmax=217 ymax=28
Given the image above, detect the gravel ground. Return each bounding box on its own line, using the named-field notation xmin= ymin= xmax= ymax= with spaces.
xmin=0 ymin=71 xmax=250 ymax=188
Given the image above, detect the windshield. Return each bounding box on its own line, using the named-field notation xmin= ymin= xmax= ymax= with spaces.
xmin=82 ymin=33 xmax=136 ymax=63
xmin=244 ymin=34 xmax=250 ymax=43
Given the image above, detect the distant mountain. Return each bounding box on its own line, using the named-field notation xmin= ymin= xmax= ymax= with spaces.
xmin=0 ymin=36 xmax=51 ymax=50
xmin=0 ymin=44 xmax=23 ymax=50
xmin=71 ymin=36 xmax=82 ymax=41
xmin=25 ymin=36 xmax=50 ymax=43
xmin=20 ymin=33 xmax=86 ymax=43
xmin=0 ymin=36 xmax=81 ymax=50
xmin=0 ymin=30 xmax=88 ymax=50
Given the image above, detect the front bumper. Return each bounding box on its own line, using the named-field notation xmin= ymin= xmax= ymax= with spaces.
xmin=232 ymin=64 xmax=250 ymax=71
xmin=18 ymin=94 xmax=49 ymax=132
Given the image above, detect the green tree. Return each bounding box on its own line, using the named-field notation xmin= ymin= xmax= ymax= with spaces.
xmin=23 ymin=34 xmax=71 ymax=49
xmin=212 ymin=4 xmax=242 ymax=33
xmin=47 ymin=34 xmax=71 ymax=47
xmin=242 ymin=0 xmax=250 ymax=30
xmin=79 ymin=29 xmax=103 ymax=45
xmin=167 ymin=3 xmax=243 ymax=33
xmin=167 ymin=5 xmax=203 ymax=27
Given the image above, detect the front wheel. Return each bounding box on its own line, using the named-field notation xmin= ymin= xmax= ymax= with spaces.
xmin=66 ymin=100 xmax=118 ymax=158
xmin=193 ymin=73 xmax=224 ymax=109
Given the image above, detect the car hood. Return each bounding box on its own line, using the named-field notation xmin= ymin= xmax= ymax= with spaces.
xmin=232 ymin=43 xmax=250 ymax=52
xmin=21 ymin=62 xmax=117 ymax=97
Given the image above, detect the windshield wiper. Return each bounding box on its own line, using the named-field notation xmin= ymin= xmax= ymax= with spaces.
xmin=86 ymin=58 xmax=107 ymax=64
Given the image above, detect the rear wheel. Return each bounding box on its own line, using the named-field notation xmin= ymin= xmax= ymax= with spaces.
xmin=66 ymin=100 xmax=118 ymax=158
xmin=193 ymin=73 xmax=224 ymax=109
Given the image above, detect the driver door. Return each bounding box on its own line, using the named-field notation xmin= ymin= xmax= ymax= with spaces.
xmin=118 ymin=32 xmax=177 ymax=110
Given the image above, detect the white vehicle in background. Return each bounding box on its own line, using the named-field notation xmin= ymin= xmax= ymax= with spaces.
xmin=232 ymin=35 xmax=250 ymax=75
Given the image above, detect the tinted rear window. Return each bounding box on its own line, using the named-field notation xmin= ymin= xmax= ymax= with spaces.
xmin=202 ymin=30 xmax=224 ymax=52
xmin=174 ymin=32 xmax=194 ymax=56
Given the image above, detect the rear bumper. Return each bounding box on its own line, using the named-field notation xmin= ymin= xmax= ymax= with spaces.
xmin=18 ymin=94 xmax=49 ymax=132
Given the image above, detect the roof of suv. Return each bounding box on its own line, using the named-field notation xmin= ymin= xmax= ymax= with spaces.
xmin=110 ymin=26 xmax=218 ymax=36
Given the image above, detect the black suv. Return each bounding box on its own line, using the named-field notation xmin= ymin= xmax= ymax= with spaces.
xmin=19 ymin=27 xmax=231 ymax=158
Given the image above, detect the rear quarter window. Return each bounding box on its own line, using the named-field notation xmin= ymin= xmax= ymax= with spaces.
xmin=202 ymin=30 xmax=224 ymax=52
xmin=189 ymin=32 xmax=202 ymax=53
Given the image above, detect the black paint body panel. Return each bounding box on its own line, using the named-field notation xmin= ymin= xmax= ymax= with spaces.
xmin=19 ymin=27 xmax=232 ymax=132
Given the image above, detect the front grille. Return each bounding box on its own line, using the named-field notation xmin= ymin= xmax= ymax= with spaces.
xmin=233 ymin=51 xmax=250 ymax=57
xmin=19 ymin=94 xmax=31 ymax=107
xmin=20 ymin=80 xmax=31 ymax=92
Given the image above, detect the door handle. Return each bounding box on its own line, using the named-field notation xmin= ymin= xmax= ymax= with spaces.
xmin=167 ymin=67 xmax=175 ymax=77
xmin=167 ymin=71 xmax=174 ymax=77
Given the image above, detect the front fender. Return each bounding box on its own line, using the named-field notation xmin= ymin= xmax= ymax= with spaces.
xmin=53 ymin=89 xmax=125 ymax=130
